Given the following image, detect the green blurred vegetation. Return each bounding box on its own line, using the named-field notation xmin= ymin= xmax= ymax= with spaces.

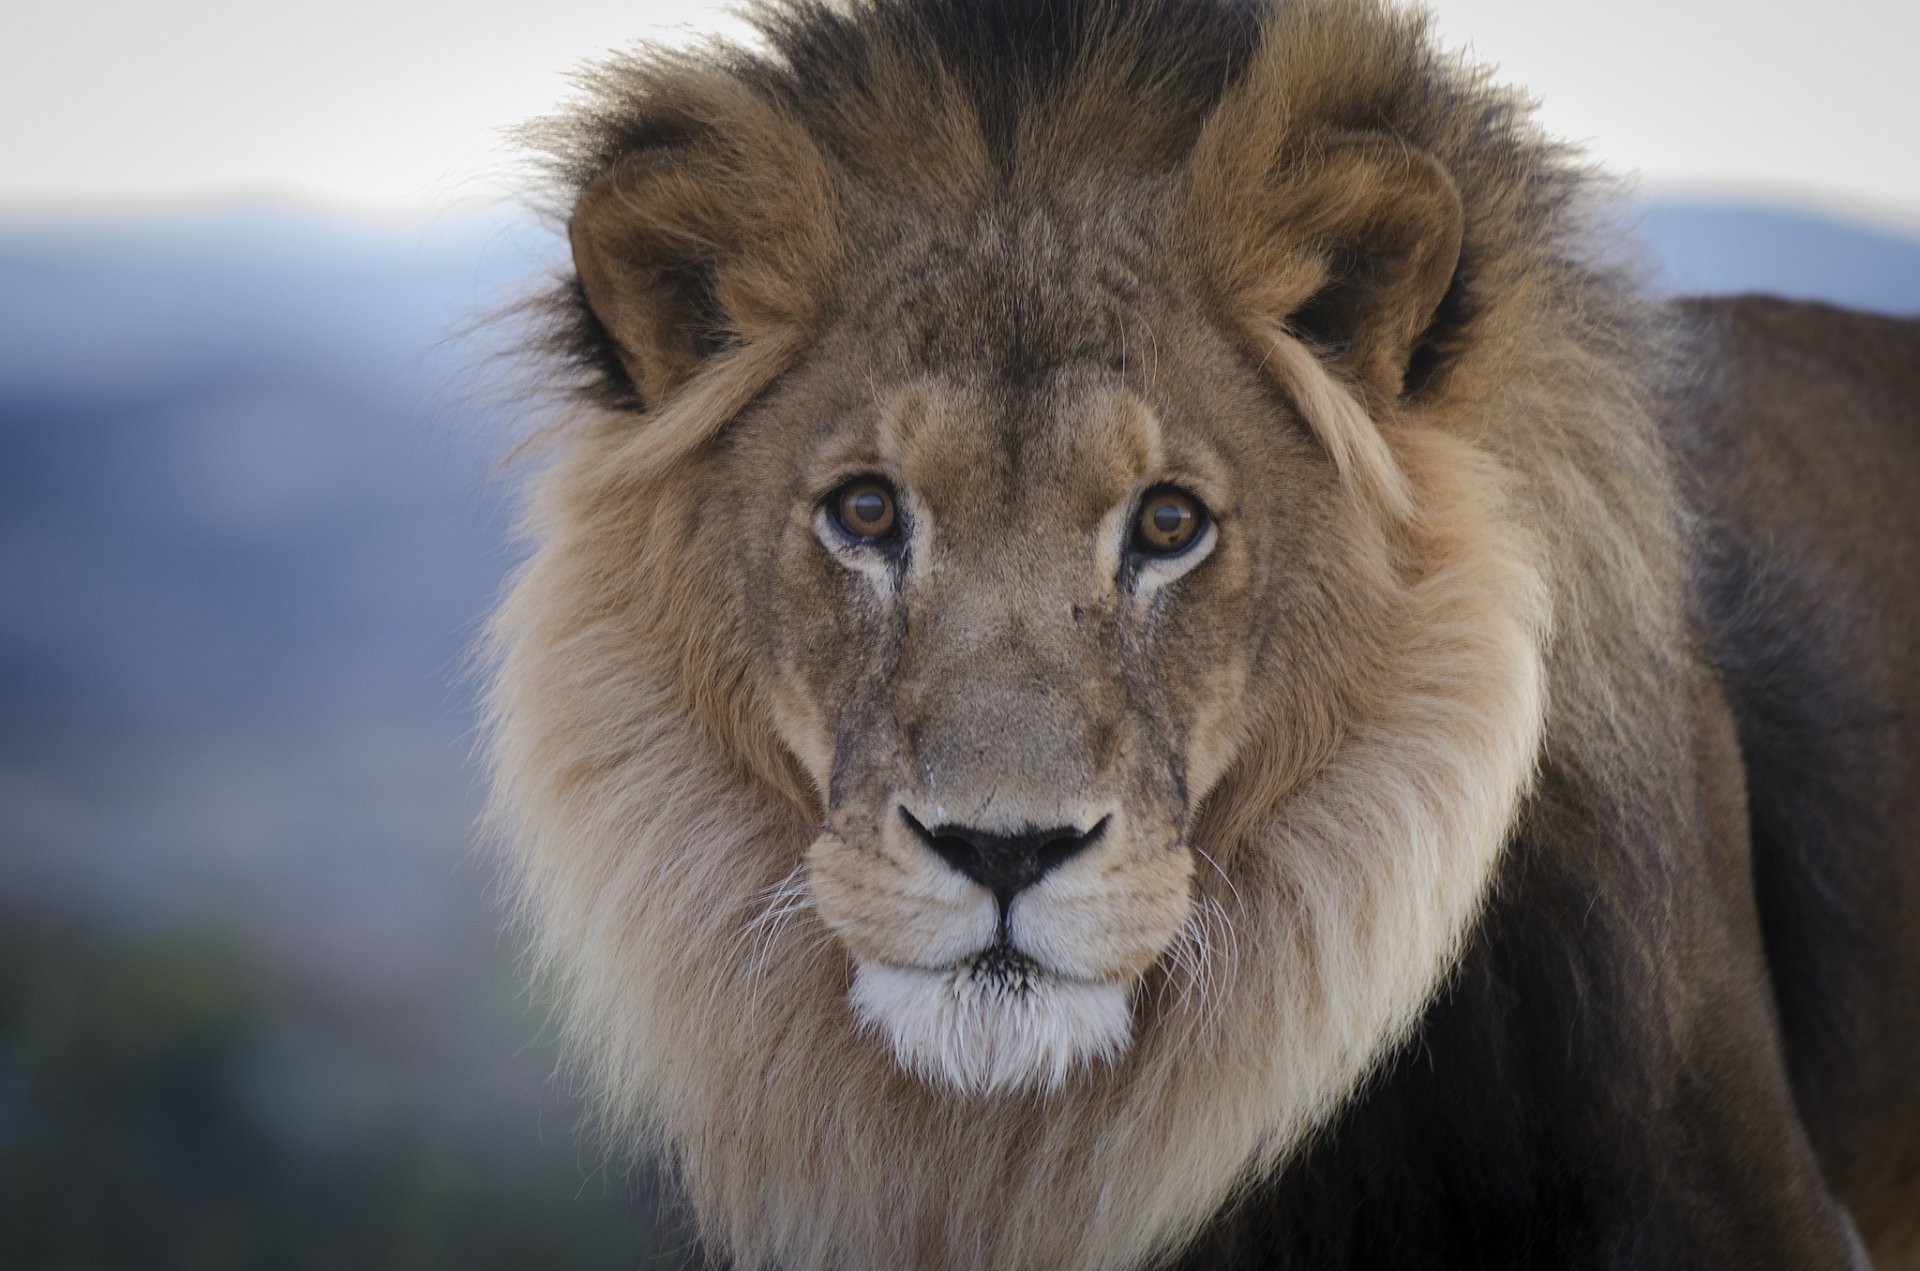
xmin=0 ymin=915 xmax=669 ymax=1270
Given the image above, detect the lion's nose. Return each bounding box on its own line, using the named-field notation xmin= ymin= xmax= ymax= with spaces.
xmin=904 ymin=810 xmax=1106 ymax=909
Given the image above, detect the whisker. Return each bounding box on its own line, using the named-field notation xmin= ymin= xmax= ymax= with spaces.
xmin=1192 ymin=845 xmax=1244 ymax=913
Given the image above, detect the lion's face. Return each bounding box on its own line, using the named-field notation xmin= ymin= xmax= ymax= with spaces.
xmin=707 ymin=238 xmax=1399 ymax=1091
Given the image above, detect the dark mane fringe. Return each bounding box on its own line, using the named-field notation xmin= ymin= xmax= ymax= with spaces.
xmin=515 ymin=0 xmax=1644 ymax=416
xmin=748 ymin=0 xmax=1264 ymax=159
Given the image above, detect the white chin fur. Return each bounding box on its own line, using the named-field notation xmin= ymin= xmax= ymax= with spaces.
xmin=851 ymin=958 xmax=1134 ymax=1094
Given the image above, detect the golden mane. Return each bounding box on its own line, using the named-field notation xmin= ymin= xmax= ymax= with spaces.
xmin=487 ymin=2 xmax=1694 ymax=1267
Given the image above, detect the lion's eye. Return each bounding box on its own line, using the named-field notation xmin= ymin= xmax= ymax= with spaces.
xmin=829 ymin=477 xmax=899 ymax=542
xmin=1132 ymin=487 xmax=1206 ymax=555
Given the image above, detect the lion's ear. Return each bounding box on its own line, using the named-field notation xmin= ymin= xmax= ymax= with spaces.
xmin=566 ymin=90 xmax=837 ymax=409
xmin=1193 ymin=133 xmax=1465 ymax=403
xmin=1282 ymin=139 xmax=1464 ymax=398
xmin=569 ymin=168 xmax=718 ymax=407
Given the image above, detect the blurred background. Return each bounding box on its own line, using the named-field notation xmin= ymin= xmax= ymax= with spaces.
xmin=2 ymin=1 xmax=1916 ymax=1267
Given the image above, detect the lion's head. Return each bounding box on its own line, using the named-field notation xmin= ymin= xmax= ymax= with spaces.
xmin=484 ymin=1 xmax=1658 ymax=1267
xmin=726 ymin=213 xmax=1433 ymax=1092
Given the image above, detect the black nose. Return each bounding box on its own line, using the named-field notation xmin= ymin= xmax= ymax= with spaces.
xmin=904 ymin=810 xmax=1107 ymax=908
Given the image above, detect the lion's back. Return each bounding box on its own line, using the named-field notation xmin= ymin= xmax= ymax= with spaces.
xmin=1677 ymin=294 xmax=1920 ymax=1263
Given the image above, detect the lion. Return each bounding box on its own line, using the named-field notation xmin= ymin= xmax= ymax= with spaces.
xmin=482 ymin=0 xmax=1920 ymax=1267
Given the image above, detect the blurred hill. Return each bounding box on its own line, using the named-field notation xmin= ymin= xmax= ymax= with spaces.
xmin=0 ymin=208 xmax=674 ymax=1268
xmin=1636 ymin=201 xmax=1920 ymax=314
xmin=0 ymin=198 xmax=1915 ymax=1267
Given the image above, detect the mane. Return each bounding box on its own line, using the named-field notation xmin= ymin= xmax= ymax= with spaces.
xmin=487 ymin=2 xmax=1691 ymax=1267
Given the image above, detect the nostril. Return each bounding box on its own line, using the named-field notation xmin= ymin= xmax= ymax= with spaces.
xmin=909 ymin=814 xmax=987 ymax=885
xmin=1035 ymin=819 xmax=1104 ymax=878
xmin=902 ymin=809 xmax=1107 ymax=907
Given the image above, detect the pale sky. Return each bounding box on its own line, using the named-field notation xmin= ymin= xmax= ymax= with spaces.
xmin=5 ymin=0 xmax=1917 ymax=229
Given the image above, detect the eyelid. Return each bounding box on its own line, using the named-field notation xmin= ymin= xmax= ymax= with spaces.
xmin=812 ymin=465 xmax=893 ymax=505
xmin=1130 ymin=520 xmax=1217 ymax=589
xmin=1144 ymin=463 xmax=1232 ymax=517
xmin=1134 ymin=519 xmax=1214 ymax=563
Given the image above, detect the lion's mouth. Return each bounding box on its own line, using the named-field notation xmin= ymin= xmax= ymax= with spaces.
xmin=888 ymin=938 xmax=1098 ymax=995
xmin=850 ymin=942 xmax=1135 ymax=1094
xmin=964 ymin=940 xmax=1042 ymax=995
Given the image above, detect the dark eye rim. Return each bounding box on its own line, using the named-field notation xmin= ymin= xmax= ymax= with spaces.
xmin=824 ymin=475 xmax=904 ymax=547
xmin=1129 ymin=484 xmax=1212 ymax=558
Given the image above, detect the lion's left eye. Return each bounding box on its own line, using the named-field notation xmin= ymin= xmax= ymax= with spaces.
xmin=1132 ymin=486 xmax=1207 ymax=555
xmin=828 ymin=477 xmax=900 ymax=543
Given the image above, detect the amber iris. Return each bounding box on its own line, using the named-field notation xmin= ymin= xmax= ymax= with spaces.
xmin=833 ymin=478 xmax=898 ymax=540
xmin=1134 ymin=487 xmax=1204 ymax=554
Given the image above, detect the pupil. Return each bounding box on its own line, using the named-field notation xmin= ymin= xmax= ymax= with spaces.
xmin=1152 ymin=503 xmax=1187 ymax=536
xmin=850 ymin=492 xmax=886 ymax=527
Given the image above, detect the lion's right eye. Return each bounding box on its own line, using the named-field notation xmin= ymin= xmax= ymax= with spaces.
xmin=1131 ymin=486 xmax=1207 ymax=556
xmin=828 ymin=477 xmax=900 ymax=543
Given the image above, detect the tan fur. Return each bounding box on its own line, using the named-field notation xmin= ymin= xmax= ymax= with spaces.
xmin=487 ymin=2 xmax=1700 ymax=1267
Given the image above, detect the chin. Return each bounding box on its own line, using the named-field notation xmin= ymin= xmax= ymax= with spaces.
xmin=850 ymin=950 xmax=1135 ymax=1095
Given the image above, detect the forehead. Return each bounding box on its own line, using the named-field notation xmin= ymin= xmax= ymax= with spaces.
xmin=808 ymin=200 xmax=1239 ymax=512
xmin=878 ymin=376 xmax=1174 ymax=526
xmin=857 ymin=199 xmax=1155 ymax=377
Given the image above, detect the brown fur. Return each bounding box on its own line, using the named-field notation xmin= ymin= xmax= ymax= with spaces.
xmin=486 ymin=2 xmax=1920 ymax=1267
xmin=1676 ymin=297 xmax=1920 ymax=1268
